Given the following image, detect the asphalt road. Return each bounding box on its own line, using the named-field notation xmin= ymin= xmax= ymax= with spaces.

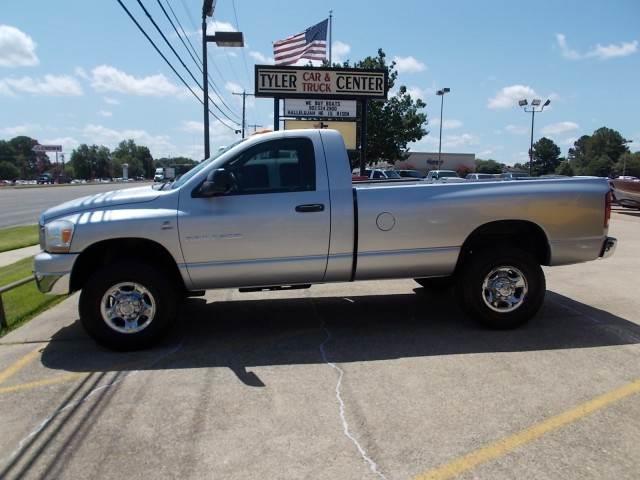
xmin=0 ymin=183 xmax=152 ymax=228
xmin=0 ymin=209 xmax=639 ymax=479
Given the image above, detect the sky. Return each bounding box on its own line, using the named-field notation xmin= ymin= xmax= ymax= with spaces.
xmin=1 ymin=0 xmax=639 ymax=165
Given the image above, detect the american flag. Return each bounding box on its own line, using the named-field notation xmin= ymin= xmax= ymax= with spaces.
xmin=273 ymin=19 xmax=328 ymax=66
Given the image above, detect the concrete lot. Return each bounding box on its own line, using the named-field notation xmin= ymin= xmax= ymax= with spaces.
xmin=0 ymin=208 xmax=639 ymax=479
xmin=0 ymin=183 xmax=152 ymax=228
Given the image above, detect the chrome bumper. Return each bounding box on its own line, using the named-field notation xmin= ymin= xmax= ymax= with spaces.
xmin=599 ymin=237 xmax=617 ymax=259
xmin=33 ymin=252 xmax=79 ymax=294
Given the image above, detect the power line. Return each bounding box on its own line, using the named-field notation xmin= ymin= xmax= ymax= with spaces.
xmin=158 ymin=0 xmax=240 ymax=122
xmin=134 ymin=0 xmax=240 ymax=126
xmin=115 ymin=0 xmax=238 ymax=132
xmin=231 ymin=0 xmax=252 ymax=85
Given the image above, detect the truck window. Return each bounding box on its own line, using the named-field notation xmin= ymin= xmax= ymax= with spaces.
xmin=227 ymin=138 xmax=316 ymax=194
xmin=372 ymin=171 xmax=383 ymax=179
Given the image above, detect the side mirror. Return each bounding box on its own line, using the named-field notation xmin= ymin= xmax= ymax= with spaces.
xmin=197 ymin=168 xmax=233 ymax=197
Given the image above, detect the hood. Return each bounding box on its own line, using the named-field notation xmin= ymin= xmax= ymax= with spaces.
xmin=40 ymin=186 xmax=161 ymax=224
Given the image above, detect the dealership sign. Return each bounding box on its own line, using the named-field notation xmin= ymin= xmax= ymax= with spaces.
xmin=255 ymin=65 xmax=388 ymax=99
xmin=32 ymin=144 xmax=62 ymax=152
xmin=284 ymin=99 xmax=357 ymax=118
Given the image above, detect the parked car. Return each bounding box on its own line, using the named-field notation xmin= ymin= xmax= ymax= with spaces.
xmin=425 ymin=170 xmax=467 ymax=183
xmin=354 ymin=168 xmax=402 ymax=180
xmin=609 ymin=177 xmax=640 ymax=209
xmin=466 ymin=173 xmax=496 ymax=181
xmin=397 ymin=169 xmax=425 ymax=179
xmin=34 ymin=129 xmax=616 ymax=350
xmin=37 ymin=174 xmax=53 ymax=185
xmin=500 ymin=172 xmax=531 ymax=180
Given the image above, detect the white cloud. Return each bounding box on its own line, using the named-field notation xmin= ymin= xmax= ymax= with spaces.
xmin=103 ymin=96 xmax=120 ymax=105
xmin=0 ymin=25 xmax=38 ymax=67
xmin=98 ymin=110 xmax=113 ymax=117
xmin=90 ymin=65 xmax=184 ymax=97
xmin=411 ymin=132 xmax=479 ymax=152
xmin=0 ymin=74 xmax=83 ymax=96
xmin=541 ymin=121 xmax=579 ymax=135
xmin=332 ymin=41 xmax=351 ymax=64
xmin=208 ymin=20 xmax=236 ymax=32
xmin=431 ymin=119 xmax=463 ymax=130
xmin=393 ymin=55 xmax=426 ymax=73
xmin=556 ymin=33 xmax=638 ymax=60
xmin=0 ymin=124 xmax=39 ymax=136
xmin=82 ymin=124 xmax=176 ymax=157
xmin=488 ymin=85 xmax=536 ymax=109
xmin=405 ymin=85 xmax=426 ymax=100
xmin=181 ymin=120 xmax=203 ymax=133
xmin=249 ymin=51 xmax=273 ymax=64
xmin=224 ymin=81 xmax=243 ymax=94
xmin=74 ymin=66 xmax=89 ymax=80
xmin=505 ymin=124 xmax=528 ymax=135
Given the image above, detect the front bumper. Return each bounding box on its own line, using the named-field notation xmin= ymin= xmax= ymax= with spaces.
xmin=599 ymin=237 xmax=617 ymax=259
xmin=33 ymin=251 xmax=79 ymax=294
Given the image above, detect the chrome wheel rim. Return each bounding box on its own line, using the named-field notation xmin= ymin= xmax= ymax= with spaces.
xmin=481 ymin=266 xmax=528 ymax=313
xmin=100 ymin=282 xmax=156 ymax=334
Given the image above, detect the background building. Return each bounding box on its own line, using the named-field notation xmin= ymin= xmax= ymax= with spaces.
xmin=396 ymin=152 xmax=476 ymax=175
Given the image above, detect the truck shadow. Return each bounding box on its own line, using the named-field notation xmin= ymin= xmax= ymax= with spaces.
xmin=40 ymin=289 xmax=640 ymax=386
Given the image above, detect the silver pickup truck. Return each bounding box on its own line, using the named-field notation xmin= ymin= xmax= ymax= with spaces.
xmin=34 ymin=129 xmax=616 ymax=350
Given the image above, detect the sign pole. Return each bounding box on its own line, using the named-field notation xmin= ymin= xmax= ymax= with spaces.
xmin=359 ymin=99 xmax=368 ymax=176
xmin=274 ymin=98 xmax=280 ymax=131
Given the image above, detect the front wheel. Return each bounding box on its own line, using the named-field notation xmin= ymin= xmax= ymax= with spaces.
xmin=79 ymin=262 xmax=177 ymax=351
xmin=456 ymin=248 xmax=545 ymax=329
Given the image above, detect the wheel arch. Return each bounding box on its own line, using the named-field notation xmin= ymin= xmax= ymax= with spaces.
xmin=70 ymin=238 xmax=186 ymax=293
xmin=455 ymin=220 xmax=551 ymax=272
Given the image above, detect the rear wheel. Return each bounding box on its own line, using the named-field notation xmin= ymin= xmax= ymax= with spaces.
xmin=79 ymin=262 xmax=177 ymax=351
xmin=456 ymin=248 xmax=545 ymax=329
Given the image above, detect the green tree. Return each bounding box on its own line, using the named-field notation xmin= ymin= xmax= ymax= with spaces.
xmin=584 ymin=154 xmax=612 ymax=177
xmin=613 ymin=152 xmax=640 ymax=177
xmin=555 ymin=160 xmax=574 ymax=176
xmin=338 ymin=49 xmax=427 ymax=164
xmin=475 ymin=158 xmax=504 ymax=174
xmin=113 ymin=139 xmax=154 ymax=178
xmin=0 ymin=161 xmax=19 ymax=180
xmin=531 ymin=137 xmax=561 ymax=176
xmin=7 ymin=136 xmax=49 ymax=178
xmin=568 ymin=128 xmax=630 ymax=176
xmin=70 ymin=144 xmax=92 ymax=179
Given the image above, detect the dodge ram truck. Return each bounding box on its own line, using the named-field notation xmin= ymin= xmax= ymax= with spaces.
xmin=34 ymin=129 xmax=617 ymax=350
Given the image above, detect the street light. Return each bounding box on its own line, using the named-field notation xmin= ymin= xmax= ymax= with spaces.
xmin=436 ymin=88 xmax=451 ymax=169
xmin=202 ymin=0 xmax=244 ymax=159
xmin=519 ymin=97 xmax=551 ymax=176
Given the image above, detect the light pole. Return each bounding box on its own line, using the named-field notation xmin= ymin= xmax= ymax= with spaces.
xmin=436 ymin=88 xmax=450 ymax=169
xmin=519 ymin=98 xmax=551 ymax=176
xmin=202 ymin=0 xmax=244 ymax=158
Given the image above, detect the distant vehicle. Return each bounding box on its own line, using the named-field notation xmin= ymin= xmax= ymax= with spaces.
xmin=466 ymin=173 xmax=495 ymax=181
xmin=616 ymin=176 xmax=638 ymax=181
xmin=500 ymin=172 xmax=530 ymax=180
xmin=154 ymin=167 xmax=176 ymax=182
xmin=353 ymin=168 xmax=403 ymax=180
xmin=397 ymin=169 xmax=425 ymax=179
xmin=609 ymin=177 xmax=640 ymax=209
xmin=425 ymin=170 xmax=466 ymax=183
xmin=37 ymin=174 xmax=53 ymax=185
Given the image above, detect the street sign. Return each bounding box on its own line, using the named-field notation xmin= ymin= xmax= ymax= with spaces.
xmin=284 ymin=99 xmax=357 ymax=119
xmin=32 ymin=145 xmax=62 ymax=152
xmin=284 ymin=120 xmax=357 ymax=150
xmin=255 ymin=65 xmax=388 ymax=100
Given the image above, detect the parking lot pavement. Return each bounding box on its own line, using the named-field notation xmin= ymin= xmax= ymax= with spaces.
xmin=0 ymin=211 xmax=639 ymax=480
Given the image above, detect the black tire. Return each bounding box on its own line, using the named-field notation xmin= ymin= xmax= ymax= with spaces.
xmin=455 ymin=248 xmax=545 ymax=329
xmin=414 ymin=277 xmax=454 ymax=290
xmin=79 ymin=262 xmax=177 ymax=351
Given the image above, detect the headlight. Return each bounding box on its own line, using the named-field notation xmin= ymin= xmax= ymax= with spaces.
xmin=44 ymin=220 xmax=75 ymax=253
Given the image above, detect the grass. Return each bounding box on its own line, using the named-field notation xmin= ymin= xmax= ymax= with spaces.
xmin=0 ymin=225 xmax=39 ymax=253
xmin=0 ymin=257 xmax=66 ymax=337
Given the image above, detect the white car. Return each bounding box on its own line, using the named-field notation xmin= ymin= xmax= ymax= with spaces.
xmin=425 ymin=170 xmax=467 ymax=183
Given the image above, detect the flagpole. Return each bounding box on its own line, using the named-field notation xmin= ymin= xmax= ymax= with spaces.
xmin=328 ymin=10 xmax=333 ymax=65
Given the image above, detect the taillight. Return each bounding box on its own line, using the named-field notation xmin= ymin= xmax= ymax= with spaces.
xmin=604 ymin=191 xmax=612 ymax=228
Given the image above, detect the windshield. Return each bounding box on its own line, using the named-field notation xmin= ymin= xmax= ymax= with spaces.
xmin=440 ymin=171 xmax=459 ymax=178
xmin=384 ymin=170 xmax=401 ymax=179
xmin=170 ymin=139 xmax=246 ymax=189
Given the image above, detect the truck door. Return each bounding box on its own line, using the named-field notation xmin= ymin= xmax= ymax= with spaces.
xmin=179 ymin=136 xmax=331 ymax=289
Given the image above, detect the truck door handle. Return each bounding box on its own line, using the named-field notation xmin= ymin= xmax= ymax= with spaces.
xmin=295 ymin=203 xmax=325 ymax=213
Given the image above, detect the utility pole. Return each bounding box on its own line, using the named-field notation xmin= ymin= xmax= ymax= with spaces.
xmin=202 ymin=1 xmax=213 ymax=159
xmin=232 ymin=91 xmax=255 ymax=138
xmin=436 ymin=88 xmax=450 ymax=169
xmin=519 ymin=98 xmax=551 ymax=176
xmin=247 ymin=123 xmax=263 ymax=133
